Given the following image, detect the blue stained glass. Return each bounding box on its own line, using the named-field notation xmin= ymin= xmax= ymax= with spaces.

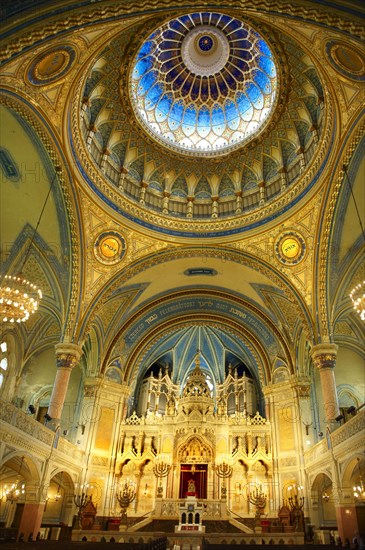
xmin=224 ymin=100 xmax=239 ymax=122
xmin=138 ymin=71 xmax=157 ymax=96
xmin=163 ymin=29 xmax=181 ymax=40
xmin=137 ymin=41 xmax=154 ymax=59
xmin=133 ymin=56 xmax=154 ymax=79
xmin=253 ymin=69 xmax=271 ymax=94
xmin=178 ymin=15 xmax=193 ymax=29
xmin=169 ymin=102 xmax=184 ymax=123
xmin=145 ymin=83 xmax=164 ymax=109
xmin=156 ymin=94 xmax=172 ymax=121
xmin=160 ymin=40 xmax=180 ymax=51
xmin=218 ymin=14 xmax=231 ymax=29
xmin=169 ymin=19 xmax=187 ymax=33
xmin=130 ymin=12 xmax=277 ymax=154
xmin=198 ymin=108 xmax=210 ymax=128
xmin=183 ymin=105 xmax=197 ymax=126
xmin=212 ymin=105 xmax=225 ymax=125
xmin=237 ymin=93 xmax=252 ymax=113
xmin=258 ymin=39 xmax=272 ymax=57
xmin=197 ymin=109 xmax=211 ymax=137
xmin=258 ymin=56 xmax=276 ymax=77
xmin=159 ymin=50 xmax=176 ymax=62
xmin=246 ymin=82 xmax=260 ymax=103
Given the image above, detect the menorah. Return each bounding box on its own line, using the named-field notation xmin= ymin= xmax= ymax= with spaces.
xmin=73 ymin=484 xmax=92 ymax=530
xmin=153 ymin=456 xmax=171 ymax=497
xmin=115 ymin=479 xmax=137 ymax=523
xmin=285 ymin=483 xmax=305 ymax=532
xmin=215 ymin=458 xmax=233 ymax=499
xmin=247 ymin=481 xmax=267 ymax=522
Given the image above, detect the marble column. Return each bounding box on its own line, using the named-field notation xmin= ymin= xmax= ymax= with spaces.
xmin=47 ymin=343 xmax=82 ymax=423
xmin=311 ymin=343 xmax=339 ymax=423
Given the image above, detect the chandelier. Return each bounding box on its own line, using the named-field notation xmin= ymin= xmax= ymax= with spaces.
xmin=353 ymin=458 xmax=365 ymax=502
xmin=3 ymin=456 xmax=26 ymax=503
xmin=349 ymin=281 xmax=365 ymax=321
xmin=0 ymin=275 xmax=42 ymax=323
xmin=343 ymin=164 xmax=365 ymax=322
xmin=0 ymin=167 xmax=60 ymax=325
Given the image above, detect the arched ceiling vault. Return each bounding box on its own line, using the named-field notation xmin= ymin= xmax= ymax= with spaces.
xmin=101 ymin=287 xmax=298 ymax=386
xmin=77 ymin=247 xmax=314 ymax=353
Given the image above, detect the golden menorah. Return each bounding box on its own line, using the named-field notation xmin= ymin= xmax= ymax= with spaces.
xmin=215 ymin=458 xmax=233 ymax=499
xmin=153 ymin=456 xmax=171 ymax=497
xmin=115 ymin=479 xmax=137 ymax=522
xmin=247 ymin=481 xmax=267 ymax=521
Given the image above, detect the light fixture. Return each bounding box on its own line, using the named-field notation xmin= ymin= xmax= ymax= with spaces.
xmin=350 ymin=281 xmax=365 ymax=321
xmin=322 ymin=474 xmax=330 ymax=503
xmin=3 ymin=456 xmax=25 ymax=503
xmin=0 ymin=167 xmax=61 ymax=324
xmin=353 ymin=458 xmax=365 ymax=503
xmin=343 ymin=164 xmax=365 ymax=322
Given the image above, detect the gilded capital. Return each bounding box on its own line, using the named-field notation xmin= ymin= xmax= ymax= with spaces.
xmin=55 ymin=342 xmax=83 ymax=369
xmin=311 ymin=343 xmax=338 ymax=370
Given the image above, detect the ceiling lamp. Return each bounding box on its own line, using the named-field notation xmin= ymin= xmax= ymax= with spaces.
xmin=343 ymin=164 xmax=365 ymax=321
xmin=321 ymin=474 xmax=330 ymax=503
xmin=353 ymin=458 xmax=365 ymax=503
xmin=3 ymin=456 xmax=26 ymax=503
xmin=0 ymin=275 xmax=42 ymax=323
xmin=0 ymin=167 xmax=60 ymax=324
xmin=349 ymin=281 xmax=365 ymax=321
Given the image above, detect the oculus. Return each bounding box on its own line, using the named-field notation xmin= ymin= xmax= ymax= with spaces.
xmin=129 ymin=12 xmax=278 ymax=156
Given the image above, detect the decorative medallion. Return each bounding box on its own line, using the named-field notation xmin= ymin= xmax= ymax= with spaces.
xmin=325 ymin=41 xmax=365 ymax=81
xmin=275 ymin=232 xmax=306 ymax=265
xmin=27 ymin=45 xmax=76 ymax=85
xmin=129 ymin=12 xmax=278 ymax=156
xmin=94 ymin=231 xmax=126 ymax=265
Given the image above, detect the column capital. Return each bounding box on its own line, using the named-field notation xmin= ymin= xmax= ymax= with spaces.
xmin=55 ymin=342 xmax=83 ymax=369
xmin=311 ymin=343 xmax=338 ymax=369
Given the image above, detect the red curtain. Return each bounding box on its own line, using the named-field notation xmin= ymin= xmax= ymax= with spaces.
xmin=179 ymin=464 xmax=207 ymax=499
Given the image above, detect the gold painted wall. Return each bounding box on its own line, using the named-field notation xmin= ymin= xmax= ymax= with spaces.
xmin=94 ymin=407 xmax=114 ymax=451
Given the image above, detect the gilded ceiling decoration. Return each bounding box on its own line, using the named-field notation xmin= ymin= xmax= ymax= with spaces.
xmin=74 ymin=10 xmax=328 ymax=230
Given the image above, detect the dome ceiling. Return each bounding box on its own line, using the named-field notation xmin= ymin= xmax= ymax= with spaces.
xmin=130 ymin=12 xmax=277 ymax=155
xmin=74 ymin=11 xmax=327 ymax=235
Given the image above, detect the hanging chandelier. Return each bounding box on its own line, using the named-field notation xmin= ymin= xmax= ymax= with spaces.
xmin=353 ymin=458 xmax=365 ymax=503
xmin=343 ymin=164 xmax=365 ymax=322
xmin=0 ymin=275 xmax=42 ymax=323
xmin=3 ymin=456 xmax=26 ymax=503
xmin=349 ymin=281 xmax=365 ymax=321
xmin=0 ymin=167 xmax=60 ymax=325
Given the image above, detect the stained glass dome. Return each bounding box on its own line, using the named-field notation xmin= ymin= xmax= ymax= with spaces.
xmin=129 ymin=12 xmax=278 ymax=156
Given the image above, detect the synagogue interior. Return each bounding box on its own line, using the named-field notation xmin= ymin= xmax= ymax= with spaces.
xmin=0 ymin=0 xmax=364 ymax=548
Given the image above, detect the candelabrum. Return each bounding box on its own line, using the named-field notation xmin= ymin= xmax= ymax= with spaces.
xmin=152 ymin=455 xmax=171 ymax=497
xmin=215 ymin=457 xmax=233 ymax=499
xmin=73 ymin=484 xmax=92 ymax=530
xmin=115 ymin=479 xmax=137 ymax=523
xmin=285 ymin=483 xmax=305 ymax=532
xmin=247 ymin=481 xmax=267 ymax=522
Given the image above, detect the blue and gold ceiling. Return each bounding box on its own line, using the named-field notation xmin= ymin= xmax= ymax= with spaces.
xmin=76 ymin=10 xmax=327 ymax=230
xmin=130 ymin=13 xmax=277 ymax=155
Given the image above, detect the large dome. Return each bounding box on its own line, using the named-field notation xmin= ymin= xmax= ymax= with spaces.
xmin=130 ymin=12 xmax=277 ymax=156
xmin=76 ymin=10 xmax=328 ymax=233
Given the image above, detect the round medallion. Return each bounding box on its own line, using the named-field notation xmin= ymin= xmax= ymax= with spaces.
xmin=27 ymin=45 xmax=76 ymax=85
xmin=94 ymin=231 xmax=126 ymax=265
xmin=198 ymin=35 xmax=214 ymax=52
xmin=325 ymin=40 xmax=365 ymax=81
xmin=275 ymin=232 xmax=306 ymax=265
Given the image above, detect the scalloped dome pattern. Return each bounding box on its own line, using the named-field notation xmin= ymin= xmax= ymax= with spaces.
xmin=130 ymin=12 xmax=277 ymax=155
